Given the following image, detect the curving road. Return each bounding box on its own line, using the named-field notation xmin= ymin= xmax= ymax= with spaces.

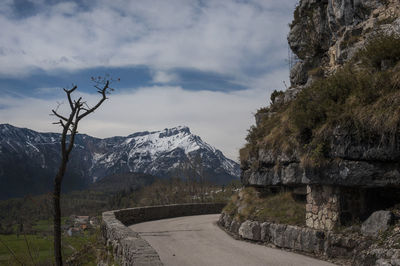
xmin=130 ymin=214 xmax=336 ymax=266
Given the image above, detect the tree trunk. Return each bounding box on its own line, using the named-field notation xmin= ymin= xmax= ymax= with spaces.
xmin=54 ymin=164 xmax=66 ymax=266
xmin=53 ymin=178 xmax=62 ymax=266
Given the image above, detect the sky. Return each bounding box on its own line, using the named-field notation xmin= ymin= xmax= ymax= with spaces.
xmin=0 ymin=0 xmax=298 ymax=161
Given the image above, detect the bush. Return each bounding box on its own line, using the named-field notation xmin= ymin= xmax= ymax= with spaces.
xmin=290 ymin=66 xmax=355 ymax=143
xmin=357 ymin=33 xmax=400 ymax=70
xmin=270 ymin=90 xmax=284 ymax=105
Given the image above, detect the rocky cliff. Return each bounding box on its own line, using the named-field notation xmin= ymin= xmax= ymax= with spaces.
xmin=223 ymin=1 xmax=400 ymax=264
xmin=289 ymin=0 xmax=400 ymax=86
xmin=240 ymin=0 xmax=400 ymax=189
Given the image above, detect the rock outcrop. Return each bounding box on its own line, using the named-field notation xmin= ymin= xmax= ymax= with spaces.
xmin=288 ymin=0 xmax=400 ymax=85
xmin=242 ymin=0 xmax=400 ymax=189
xmin=361 ymin=210 xmax=394 ymax=237
xmin=240 ymin=0 xmax=400 ymax=232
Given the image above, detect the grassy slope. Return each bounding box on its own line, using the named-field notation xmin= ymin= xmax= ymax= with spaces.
xmin=241 ymin=34 xmax=400 ymax=167
xmin=223 ymin=187 xmax=305 ymax=226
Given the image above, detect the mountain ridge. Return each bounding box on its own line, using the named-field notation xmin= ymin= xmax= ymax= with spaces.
xmin=0 ymin=124 xmax=239 ymax=200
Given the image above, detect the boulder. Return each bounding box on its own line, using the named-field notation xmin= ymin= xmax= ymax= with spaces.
xmin=361 ymin=211 xmax=394 ymax=237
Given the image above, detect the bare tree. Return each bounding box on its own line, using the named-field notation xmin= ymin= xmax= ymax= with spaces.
xmin=51 ymin=77 xmax=114 ymax=265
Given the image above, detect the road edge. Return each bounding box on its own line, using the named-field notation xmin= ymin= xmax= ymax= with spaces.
xmin=102 ymin=203 xmax=225 ymax=265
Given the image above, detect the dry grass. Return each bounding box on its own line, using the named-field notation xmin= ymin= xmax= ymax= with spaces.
xmin=223 ymin=187 xmax=306 ymax=226
xmin=243 ymin=33 xmax=400 ymax=168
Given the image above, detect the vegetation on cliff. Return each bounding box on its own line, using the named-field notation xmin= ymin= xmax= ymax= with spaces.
xmin=223 ymin=187 xmax=305 ymax=225
xmin=241 ymin=33 xmax=400 ymax=167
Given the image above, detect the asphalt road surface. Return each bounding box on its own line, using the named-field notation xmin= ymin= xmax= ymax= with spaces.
xmin=130 ymin=214 xmax=336 ymax=266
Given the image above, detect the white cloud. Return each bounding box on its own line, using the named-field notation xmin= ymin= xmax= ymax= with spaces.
xmin=0 ymin=0 xmax=299 ymax=161
xmin=0 ymin=0 xmax=297 ymax=83
xmin=152 ymin=71 xmax=178 ymax=83
xmin=0 ymin=85 xmax=270 ymax=161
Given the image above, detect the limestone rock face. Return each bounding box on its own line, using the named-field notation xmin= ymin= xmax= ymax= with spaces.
xmin=290 ymin=61 xmax=310 ymax=86
xmin=361 ymin=211 xmax=394 ymax=237
xmin=288 ymin=0 xmax=399 ymax=84
xmin=242 ymin=152 xmax=400 ymax=187
xmin=241 ymin=0 xmax=400 ymax=188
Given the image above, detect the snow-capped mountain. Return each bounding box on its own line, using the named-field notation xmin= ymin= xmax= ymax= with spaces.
xmin=0 ymin=124 xmax=239 ymax=199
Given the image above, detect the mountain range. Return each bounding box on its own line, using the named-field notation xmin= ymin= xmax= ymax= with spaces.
xmin=0 ymin=124 xmax=239 ymax=200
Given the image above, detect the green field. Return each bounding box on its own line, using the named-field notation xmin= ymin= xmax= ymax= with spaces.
xmin=0 ymin=218 xmax=97 ymax=265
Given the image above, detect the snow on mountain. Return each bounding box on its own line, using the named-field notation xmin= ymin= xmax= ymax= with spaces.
xmin=90 ymin=125 xmax=239 ymax=180
xmin=0 ymin=124 xmax=239 ymax=199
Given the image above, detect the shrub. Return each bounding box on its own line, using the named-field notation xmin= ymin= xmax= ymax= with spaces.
xmin=290 ymin=66 xmax=355 ymax=143
xmin=357 ymin=33 xmax=400 ymax=70
xmin=270 ymin=90 xmax=284 ymax=105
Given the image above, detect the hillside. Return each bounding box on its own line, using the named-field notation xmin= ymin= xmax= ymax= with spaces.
xmin=0 ymin=124 xmax=239 ymax=199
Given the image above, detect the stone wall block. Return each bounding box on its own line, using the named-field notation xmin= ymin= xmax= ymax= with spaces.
xmin=306 ymin=216 xmax=314 ymax=228
xmin=269 ymin=223 xmax=287 ymax=247
xmin=239 ymin=221 xmax=261 ymax=241
xmin=219 ymin=212 xmax=233 ymax=229
xmin=286 ymin=225 xmax=301 ymax=249
xmin=230 ymin=220 xmax=241 ymax=235
xmin=260 ymin=222 xmax=271 ymax=241
xmin=218 ymin=212 xmax=226 ymax=227
xmin=306 ymin=185 xmax=341 ymax=230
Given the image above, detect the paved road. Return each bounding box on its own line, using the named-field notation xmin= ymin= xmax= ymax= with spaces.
xmin=130 ymin=214 xmax=336 ymax=266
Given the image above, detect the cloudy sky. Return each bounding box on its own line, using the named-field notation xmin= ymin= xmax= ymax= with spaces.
xmin=0 ymin=0 xmax=298 ymax=161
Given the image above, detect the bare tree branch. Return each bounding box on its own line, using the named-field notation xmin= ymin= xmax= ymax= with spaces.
xmin=77 ymin=80 xmax=109 ymax=121
xmin=51 ymin=77 xmax=116 ymax=266
xmin=51 ymin=110 xmax=70 ymax=122
xmin=63 ymin=86 xmax=77 ymax=111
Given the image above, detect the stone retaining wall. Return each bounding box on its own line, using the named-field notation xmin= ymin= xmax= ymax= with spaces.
xmin=102 ymin=203 xmax=225 ymax=266
xmin=114 ymin=203 xmax=225 ymax=226
xmin=218 ymin=211 xmax=370 ymax=264
xmin=306 ymin=185 xmax=340 ymax=231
